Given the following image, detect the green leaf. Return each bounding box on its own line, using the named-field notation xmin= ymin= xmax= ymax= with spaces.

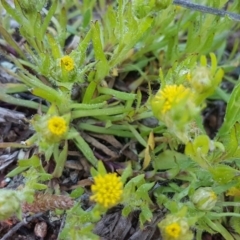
xmin=47 ymin=33 xmax=62 ymax=60
xmin=121 ymin=163 xmax=132 ymax=184
xmin=74 ymin=28 xmax=92 ymax=66
xmin=136 ymin=182 xmax=154 ymax=202
xmin=122 ymin=205 xmax=132 ymax=217
xmin=0 ymin=26 xmax=25 ymax=59
xmin=218 ymin=82 xmax=240 ymax=137
xmin=139 ymin=204 xmax=153 ymax=226
xmin=209 ymin=164 xmax=238 ymax=184
xmin=73 ymin=130 xmax=98 ymax=166
xmin=34 ymin=13 xmax=43 ymax=52
xmin=2 ymin=0 xmax=25 ymax=24
xmin=97 ymin=161 xmax=107 ymax=175
xmin=91 ymin=21 xmax=110 ymax=81
xmin=58 ymin=6 xmax=67 ymax=47
xmin=97 ymin=86 xmax=136 ymax=101
xmin=82 ymin=9 xmax=92 ymax=28
xmin=82 ymin=80 xmax=97 ymax=104
xmin=70 ymin=187 xmax=84 ymax=198
xmin=52 ymin=141 xmax=68 ymax=178
xmin=90 ymin=167 xmax=98 ymax=177
xmin=7 ymin=166 xmax=29 ymax=177
xmin=154 ymin=150 xmax=194 ymax=171
xmin=41 ymin=0 xmax=58 ymax=41
xmin=18 ymin=155 xmax=42 ymax=168
xmin=31 ymin=183 xmax=48 ymax=190
xmin=124 ymin=174 xmax=145 ymax=189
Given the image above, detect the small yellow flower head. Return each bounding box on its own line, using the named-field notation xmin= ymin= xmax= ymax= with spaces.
xmin=165 ymin=222 xmax=181 ymax=239
xmin=48 ymin=116 xmax=67 ymax=136
xmin=60 ymin=55 xmax=74 ymax=71
xmin=90 ymin=173 xmax=123 ymax=208
xmin=158 ymin=215 xmax=193 ymax=240
xmin=152 ymin=84 xmax=191 ymax=114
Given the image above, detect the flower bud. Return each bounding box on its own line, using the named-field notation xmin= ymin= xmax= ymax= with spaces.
xmin=0 ymin=190 xmax=22 ymax=220
xmin=192 ymin=187 xmax=217 ymax=211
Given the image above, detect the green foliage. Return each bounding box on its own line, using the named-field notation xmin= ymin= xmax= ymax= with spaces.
xmin=0 ymin=0 xmax=240 ymax=239
xmin=122 ymin=174 xmax=155 ymax=227
xmin=59 ymin=203 xmax=100 ymax=240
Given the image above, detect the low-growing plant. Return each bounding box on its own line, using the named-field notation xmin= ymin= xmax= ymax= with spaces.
xmin=1 ymin=0 xmax=240 ymax=239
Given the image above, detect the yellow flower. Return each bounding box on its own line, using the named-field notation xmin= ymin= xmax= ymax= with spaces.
xmin=165 ymin=223 xmax=181 ymax=239
xmin=152 ymin=84 xmax=191 ymax=114
xmin=158 ymin=215 xmax=193 ymax=240
xmin=48 ymin=116 xmax=67 ymax=136
xmin=60 ymin=55 xmax=74 ymax=71
xmin=90 ymin=173 xmax=123 ymax=208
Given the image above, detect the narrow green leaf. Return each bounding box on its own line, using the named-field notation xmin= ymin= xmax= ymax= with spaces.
xmin=7 ymin=166 xmax=29 ymax=177
xmin=0 ymin=26 xmax=25 ymax=59
xmin=97 ymin=86 xmax=136 ymax=100
xmin=91 ymin=21 xmax=109 ymax=81
xmin=58 ymin=6 xmax=67 ymax=47
xmin=82 ymin=9 xmax=92 ymax=28
xmin=218 ymin=82 xmax=240 ymax=136
xmin=47 ymin=33 xmax=61 ymax=59
xmin=73 ymin=130 xmax=98 ymax=166
xmin=82 ymin=80 xmax=97 ymax=104
xmin=1 ymin=0 xmax=23 ymax=24
xmin=127 ymin=123 xmax=147 ymax=147
xmin=72 ymin=106 xmax=132 ymax=119
xmin=70 ymin=187 xmax=84 ymax=198
xmin=52 ymin=141 xmax=68 ymax=178
xmin=0 ymin=91 xmax=48 ymax=112
xmin=97 ymin=161 xmax=107 ymax=175
xmin=41 ymin=0 xmax=58 ymax=41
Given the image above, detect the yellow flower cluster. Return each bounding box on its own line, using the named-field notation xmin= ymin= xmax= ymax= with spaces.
xmin=165 ymin=222 xmax=181 ymax=239
xmin=60 ymin=55 xmax=74 ymax=71
xmin=48 ymin=116 xmax=67 ymax=136
xmin=153 ymin=84 xmax=191 ymax=114
xmin=158 ymin=215 xmax=193 ymax=240
xmin=90 ymin=173 xmax=123 ymax=208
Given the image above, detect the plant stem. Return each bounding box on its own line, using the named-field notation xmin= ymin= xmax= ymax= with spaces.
xmin=173 ymin=0 xmax=240 ymax=21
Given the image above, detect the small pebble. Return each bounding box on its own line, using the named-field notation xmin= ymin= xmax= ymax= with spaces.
xmin=34 ymin=221 xmax=47 ymax=238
